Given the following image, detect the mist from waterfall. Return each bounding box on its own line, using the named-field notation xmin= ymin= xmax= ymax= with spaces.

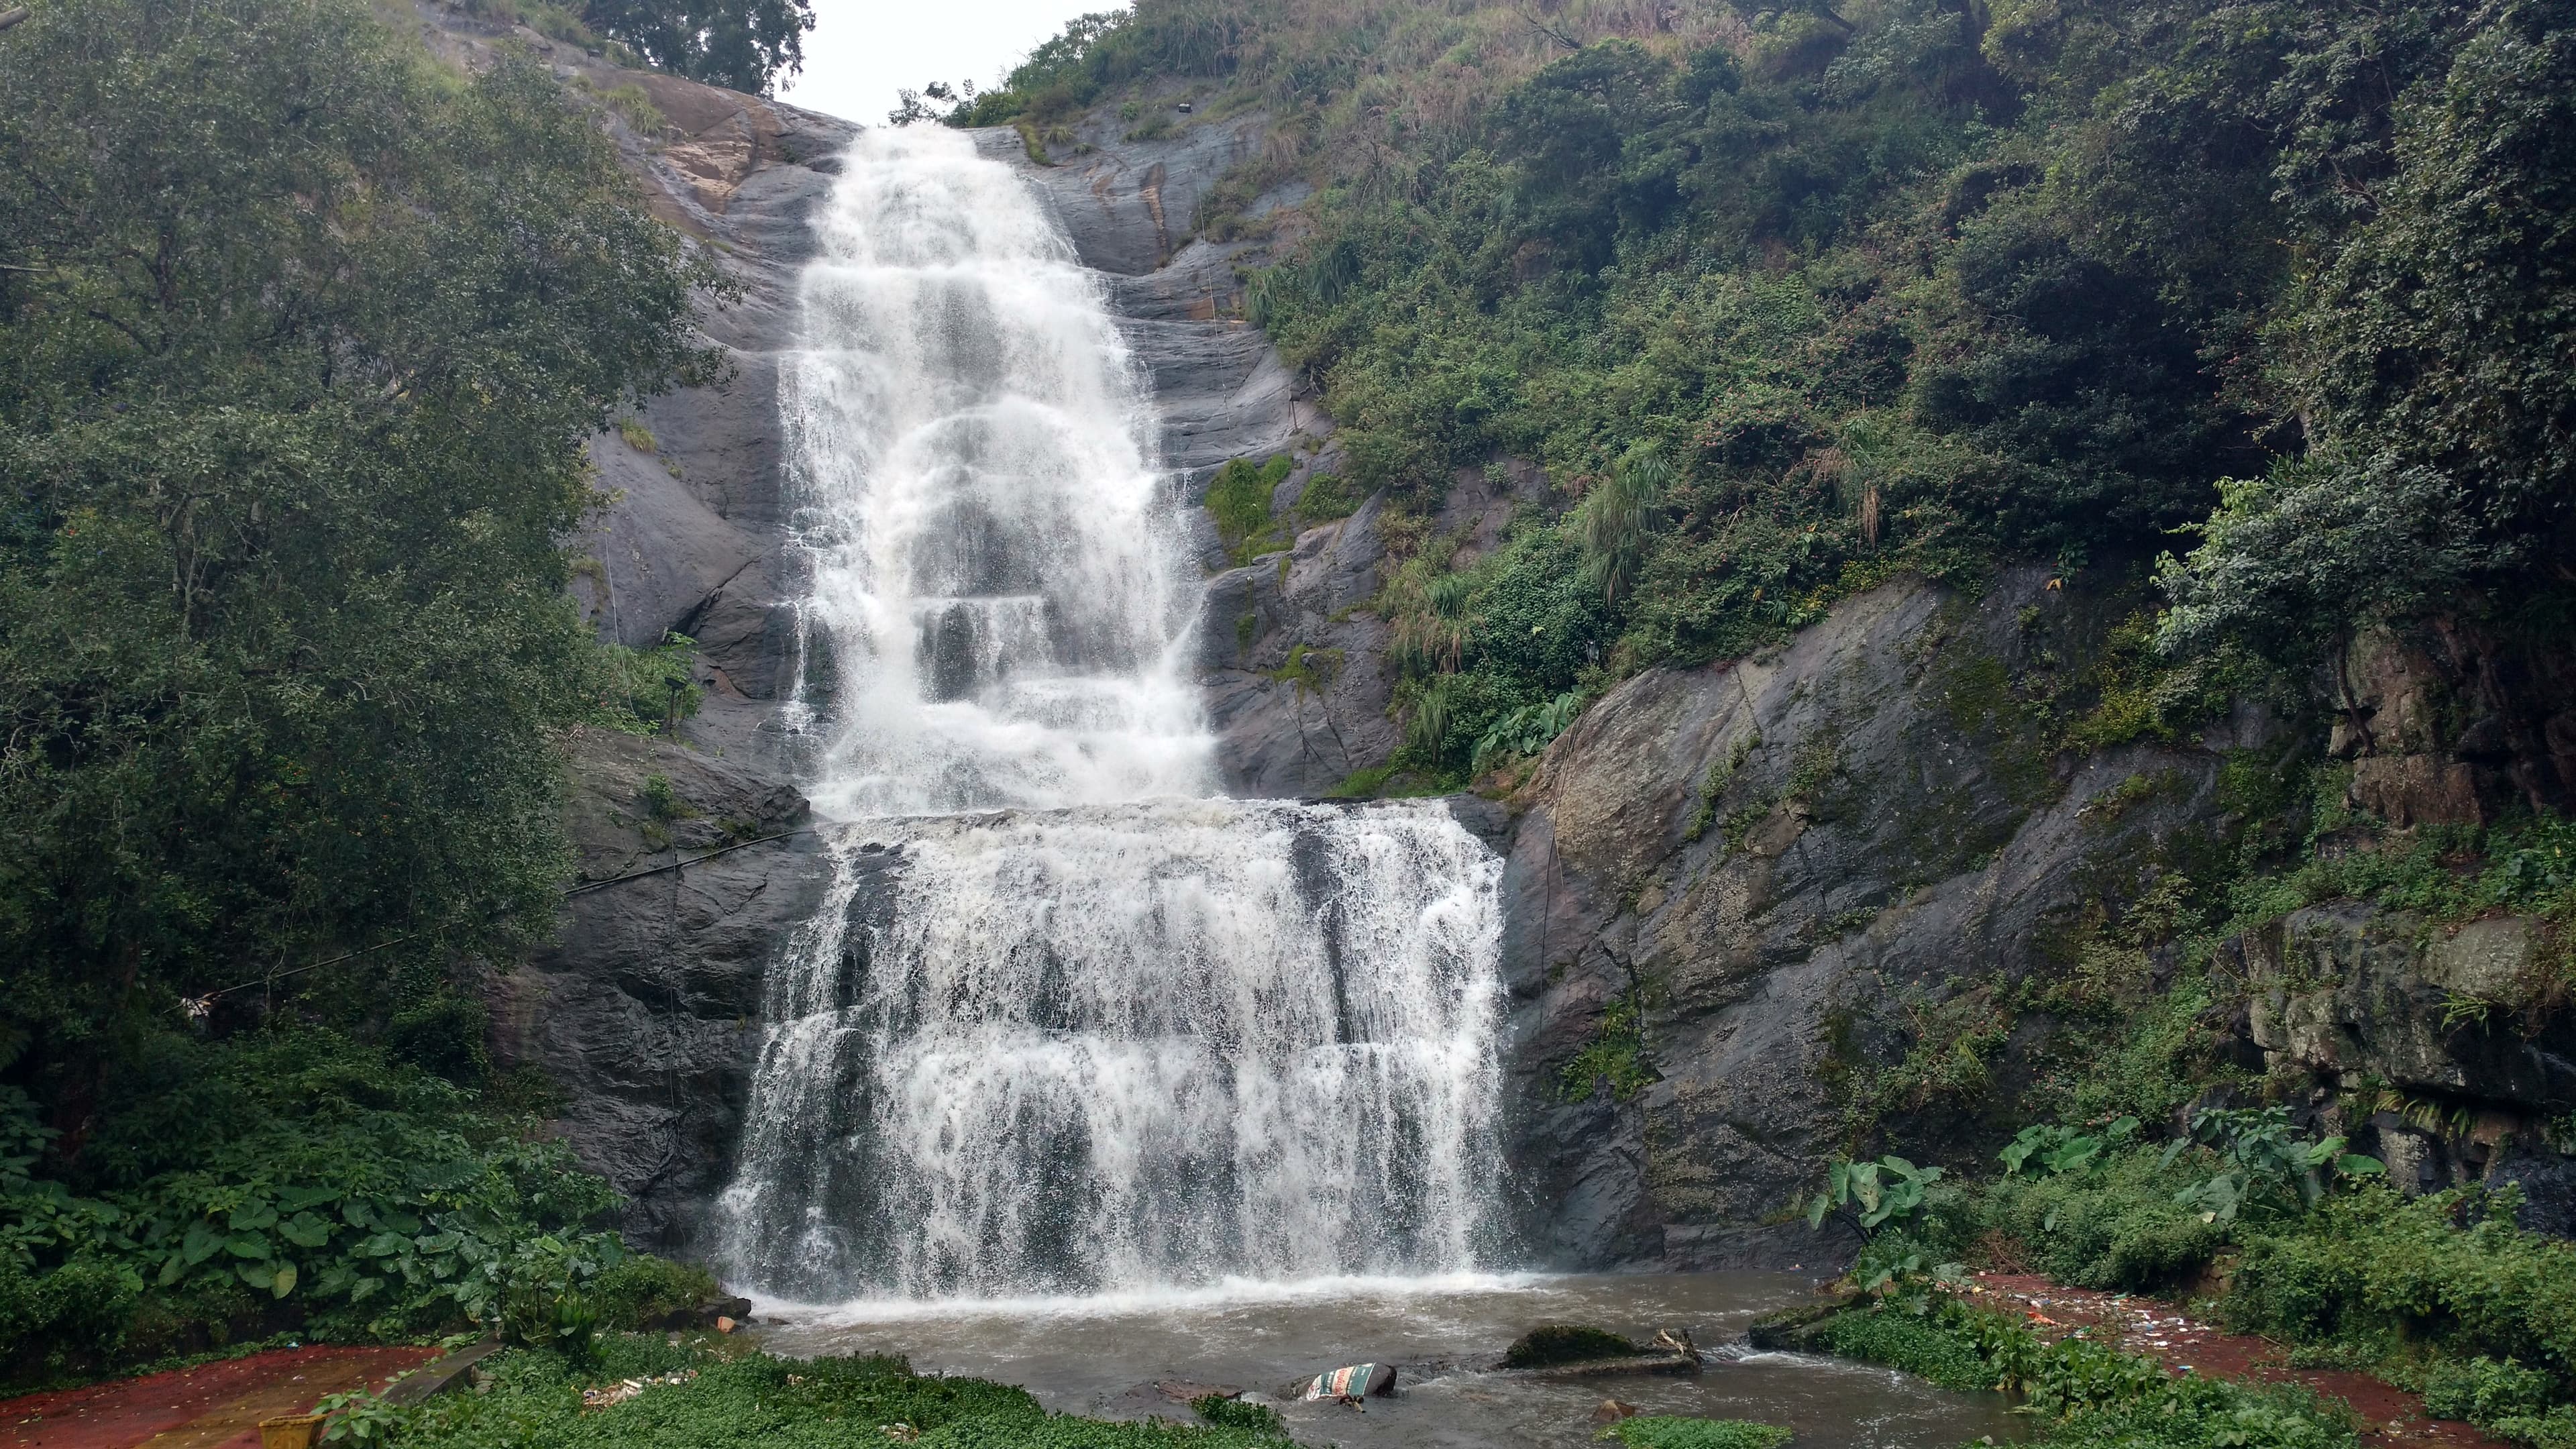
xmin=718 ymin=126 xmax=1504 ymax=1303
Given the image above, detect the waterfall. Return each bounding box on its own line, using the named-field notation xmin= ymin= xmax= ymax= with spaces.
xmin=773 ymin=123 xmax=1210 ymax=815
xmin=717 ymin=126 xmax=1504 ymax=1303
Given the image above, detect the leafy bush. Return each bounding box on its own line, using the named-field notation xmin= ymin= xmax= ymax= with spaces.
xmin=598 ymin=633 xmax=704 ymax=735
xmin=2227 ymin=1185 xmax=2576 ymax=1387
xmin=1189 ymin=1395 xmax=1283 ymax=1436
xmin=590 ymin=1254 xmax=719 ymax=1331
xmin=1980 ymin=1146 xmax=2227 ymax=1291
xmin=1502 ymin=1323 xmax=1643 ymax=1367
xmin=1805 ymin=1155 xmax=1949 ymax=1238
xmin=2424 ymin=1358 xmax=2557 ymax=1426
xmin=1819 ymin=1308 xmax=1990 ymax=1392
xmin=1598 ymin=1418 xmax=1792 ymax=1449
xmin=0 ymin=1030 xmax=628 ymax=1380
xmin=0 ymin=1259 xmax=140 ymax=1377
xmin=1203 ymin=455 xmax=1296 ymax=564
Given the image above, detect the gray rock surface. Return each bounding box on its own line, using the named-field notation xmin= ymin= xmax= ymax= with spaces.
xmin=1492 ymin=568 xmax=2257 ymax=1269
xmin=485 ymin=729 xmax=828 ymax=1248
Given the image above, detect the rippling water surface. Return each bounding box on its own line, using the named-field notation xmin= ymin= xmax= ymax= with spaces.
xmin=751 ymin=1271 xmax=2029 ymax=1449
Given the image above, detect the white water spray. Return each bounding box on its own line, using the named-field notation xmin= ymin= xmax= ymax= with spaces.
xmin=718 ymin=127 xmax=1504 ymax=1302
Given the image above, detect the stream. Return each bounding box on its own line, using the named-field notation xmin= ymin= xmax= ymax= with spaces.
xmin=750 ymin=1272 xmax=2028 ymax=1448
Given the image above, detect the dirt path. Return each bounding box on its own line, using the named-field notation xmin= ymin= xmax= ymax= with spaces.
xmin=0 ymin=1346 xmax=437 ymax=1449
xmin=1969 ymin=1274 xmax=2509 ymax=1448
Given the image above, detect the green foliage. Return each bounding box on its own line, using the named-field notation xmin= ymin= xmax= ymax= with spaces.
xmin=1189 ymin=1395 xmax=1283 ymax=1436
xmin=598 ymin=633 xmax=704 ymax=735
xmin=397 ymin=1340 xmax=1299 ymax=1448
xmin=1597 ymin=1417 xmax=1792 ymax=1449
xmin=1203 ymin=455 xmax=1297 ymax=564
xmin=0 ymin=0 xmax=724 ymax=1135
xmin=2226 ymin=1185 xmax=2576 ymax=1388
xmin=1805 ymin=1155 xmax=1947 ymax=1237
xmin=977 ymin=0 xmax=2576 ymax=735
xmin=1819 ymin=1307 xmax=1991 ymax=1392
xmin=2160 ymin=1106 xmax=2383 ymax=1227
xmin=576 ymin=0 xmax=814 ymax=95
xmin=1471 ymin=691 xmax=1583 ymax=774
xmin=1819 ymin=1297 xmax=2361 ymax=1448
xmin=2424 ymin=1358 xmax=2557 ymax=1427
xmin=1981 ymin=1143 xmax=2229 ymax=1292
xmin=2161 ymin=0 xmax=2576 ymax=665
xmin=587 ymin=1253 xmax=718 ymax=1331
xmin=1502 ymin=1323 xmax=1643 ymax=1368
xmin=1289 ymin=474 xmax=1358 ymax=527
xmin=2000 ymin=1116 xmax=2138 ymax=1177
xmin=2220 ymin=815 xmax=2576 ymax=1000
xmin=317 ymin=1385 xmax=411 ymax=1445
xmin=1576 ymin=446 xmax=1672 ymax=607
xmin=0 ymin=1030 xmax=627 ymax=1383
xmin=1559 ymin=990 xmax=1654 ymax=1104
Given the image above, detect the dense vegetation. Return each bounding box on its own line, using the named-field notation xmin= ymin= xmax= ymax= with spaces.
xmin=1787 ymin=1102 xmax=2576 ymax=1445
xmin=0 ymin=0 xmax=723 ymax=1385
xmin=963 ymin=0 xmax=2573 ymax=786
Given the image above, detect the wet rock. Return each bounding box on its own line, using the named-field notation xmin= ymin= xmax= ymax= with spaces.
xmin=484 ymin=729 xmax=830 ymax=1250
xmin=1495 ymin=569 xmax=2255 ymax=1270
xmin=2227 ymin=904 xmax=2573 ymax=1108
xmin=1503 ymin=1325 xmax=1646 ymax=1369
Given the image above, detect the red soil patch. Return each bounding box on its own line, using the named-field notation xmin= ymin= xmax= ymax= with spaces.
xmin=0 ymin=1346 xmax=436 ymax=1449
xmin=1970 ymin=1273 xmax=2512 ymax=1449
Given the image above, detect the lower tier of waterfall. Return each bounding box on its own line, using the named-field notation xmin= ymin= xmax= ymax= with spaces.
xmin=714 ymin=798 xmax=1505 ymax=1303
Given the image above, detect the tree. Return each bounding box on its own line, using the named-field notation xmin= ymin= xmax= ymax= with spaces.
xmin=579 ymin=0 xmax=813 ymax=96
xmin=0 ymin=0 xmax=722 ymax=1135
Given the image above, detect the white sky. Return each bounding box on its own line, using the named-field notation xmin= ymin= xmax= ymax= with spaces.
xmin=777 ymin=0 xmax=1116 ymax=125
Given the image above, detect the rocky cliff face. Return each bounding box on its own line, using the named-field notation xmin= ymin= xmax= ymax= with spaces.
xmin=1490 ymin=568 xmax=2576 ymax=1265
xmin=1486 ymin=567 xmax=2264 ymax=1267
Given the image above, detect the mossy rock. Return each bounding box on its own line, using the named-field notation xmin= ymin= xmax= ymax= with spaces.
xmin=1501 ymin=1324 xmax=1645 ymax=1368
xmin=1744 ymin=1296 xmax=1856 ymax=1353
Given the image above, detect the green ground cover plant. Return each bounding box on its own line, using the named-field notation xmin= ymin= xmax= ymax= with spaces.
xmin=0 ymin=1029 xmax=702 ymax=1387
xmin=1814 ymin=1295 xmax=2359 ymax=1448
xmin=1597 ymin=1419 xmax=1792 ymax=1449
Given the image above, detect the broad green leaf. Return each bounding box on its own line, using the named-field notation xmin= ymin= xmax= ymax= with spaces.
xmin=227 ymin=1232 xmax=272 ymax=1260
xmin=270 ymin=1262 xmax=297 ymax=1298
xmin=280 ymin=1212 xmax=332 ymax=1248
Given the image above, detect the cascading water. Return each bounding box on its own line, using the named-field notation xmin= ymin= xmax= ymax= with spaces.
xmin=717 ymin=125 xmax=1504 ymax=1303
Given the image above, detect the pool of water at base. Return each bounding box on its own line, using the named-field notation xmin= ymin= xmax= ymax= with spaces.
xmin=748 ymin=1272 xmax=2030 ymax=1448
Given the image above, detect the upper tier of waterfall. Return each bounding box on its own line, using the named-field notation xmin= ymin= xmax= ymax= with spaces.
xmin=718 ymin=126 xmax=1505 ymax=1304
xmin=777 ymin=124 xmax=1214 ymax=817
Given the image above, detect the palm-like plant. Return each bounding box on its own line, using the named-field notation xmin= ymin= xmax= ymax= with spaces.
xmin=1579 ymin=445 xmax=1672 ymax=605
